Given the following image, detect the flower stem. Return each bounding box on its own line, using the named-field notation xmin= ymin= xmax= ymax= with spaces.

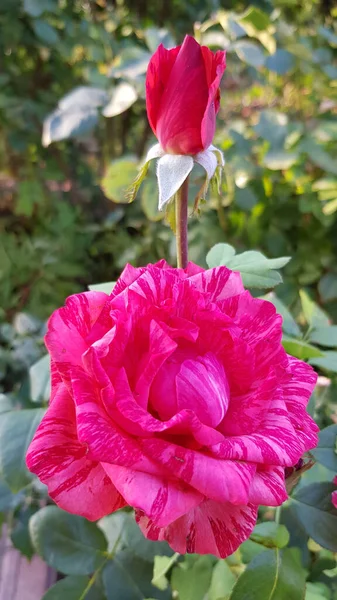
xmin=175 ymin=176 xmax=189 ymax=269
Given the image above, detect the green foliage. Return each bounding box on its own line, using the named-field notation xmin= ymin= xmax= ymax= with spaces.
xmin=291 ymin=483 xmax=337 ymax=552
xmin=312 ymin=424 xmax=337 ymax=471
xmin=42 ymin=576 xmax=105 ymax=600
xmin=229 ymin=549 xmax=306 ymax=600
xmin=0 ymin=408 xmax=45 ymax=492
xmin=206 ymin=243 xmax=290 ymax=288
xmin=30 ymin=506 xmax=108 ymax=575
xmin=171 ymin=556 xmax=214 ymax=600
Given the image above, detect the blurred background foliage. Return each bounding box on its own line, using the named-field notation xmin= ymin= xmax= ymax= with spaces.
xmin=1 ymin=0 xmax=336 ymax=321
xmin=1 ymin=0 xmax=337 ymax=598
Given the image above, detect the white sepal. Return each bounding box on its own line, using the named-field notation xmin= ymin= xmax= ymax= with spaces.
xmin=144 ymin=143 xmax=165 ymax=163
xmin=194 ymin=148 xmax=218 ymax=180
xmin=157 ymin=155 xmax=194 ymax=210
xmin=208 ymin=144 xmax=225 ymax=167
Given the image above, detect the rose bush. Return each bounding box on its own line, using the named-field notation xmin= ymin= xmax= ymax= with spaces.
xmin=146 ymin=35 xmax=226 ymax=155
xmin=26 ymin=261 xmax=318 ymax=558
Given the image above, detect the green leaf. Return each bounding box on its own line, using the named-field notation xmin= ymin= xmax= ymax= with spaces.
xmin=59 ymin=87 xmax=109 ymax=111
xmin=233 ymin=41 xmax=265 ymax=67
xmin=101 ymin=158 xmax=139 ymax=203
xmin=311 ymin=424 xmax=337 ymax=471
xmin=30 ymin=506 xmax=108 ymax=575
xmin=229 ymin=548 xmax=306 ymax=600
xmin=98 ymin=511 xmax=127 ymax=554
xmin=42 ymin=107 xmax=98 ymax=147
xmin=208 ymin=560 xmax=236 ymax=600
xmin=291 ymin=482 xmax=337 ymax=552
xmin=33 ymin=19 xmax=60 ymax=45
xmin=263 ymin=150 xmax=298 ymax=170
xmin=235 ymin=187 xmax=258 ymax=211
xmin=102 ymin=83 xmax=138 ymax=118
xmin=299 ymin=290 xmax=331 ymax=328
xmin=227 ymin=251 xmax=290 ymax=271
xmin=111 ymin=46 xmax=151 ymax=79
xmin=262 ymin=293 xmax=301 ymax=337
xmin=42 ymin=576 xmax=105 ymax=600
xmin=305 ymin=143 xmax=337 ymax=176
xmin=0 ymin=408 xmax=45 ymax=492
xmin=122 ymin=513 xmax=173 ymax=562
xmin=250 ymin=522 xmax=290 ymax=549
xmin=309 ymin=351 xmax=337 ymax=373
xmin=236 ymin=8 xmax=275 ymax=52
xmin=88 ymin=282 xmax=116 ymax=294
xmin=309 ymin=326 xmax=337 ymax=348
xmin=29 ymin=354 xmax=50 ymax=403
xmin=206 ymin=243 xmax=236 ymax=268
xmin=16 ymin=180 xmax=44 ymax=217
xmin=171 ymin=556 xmax=213 ymax=600
xmin=318 ymin=273 xmax=337 ymax=303
xmin=254 ymin=110 xmax=288 ymax=148
xmin=11 ymin=505 xmax=36 ymax=560
xmin=144 ymin=28 xmax=175 ymax=53
xmin=103 ymin=550 xmax=169 ymax=600
xmin=305 ymin=582 xmax=331 ymax=600
xmin=206 ymin=245 xmax=290 ymax=289
xmin=265 ymin=50 xmax=295 ymax=75
xmin=240 ymin=539 xmax=267 ymax=564
xmin=0 ymin=394 xmax=16 ymax=414
xmin=312 ymin=178 xmax=337 ymax=192
xmin=141 ymin=179 xmax=164 ymax=222
xmin=238 ymin=7 xmax=270 ymax=31
xmin=241 ymin=270 xmax=282 ymax=288
xmin=322 ymin=198 xmax=337 ymax=215
xmin=0 ymin=479 xmax=21 ymax=511
xmin=152 ymin=555 xmax=178 ymax=591
xmin=318 ymin=26 xmax=337 ymax=46
xmin=282 ymin=337 xmax=324 ymax=360
xmin=23 ymin=0 xmax=57 ymax=16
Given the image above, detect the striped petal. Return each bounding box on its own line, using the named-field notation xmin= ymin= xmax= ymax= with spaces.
xmin=136 ymin=499 xmax=257 ymax=558
xmin=45 ymin=291 xmax=110 ymax=383
xmin=189 ymin=267 xmax=244 ymax=302
xmin=249 ymin=466 xmax=288 ymax=506
xmin=140 ymin=437 xmax=255 ymax=505
xmin=103 ymin=464 xmax=203 ymax=527
xmin=26 ymin=383 xmax=125 ymax=520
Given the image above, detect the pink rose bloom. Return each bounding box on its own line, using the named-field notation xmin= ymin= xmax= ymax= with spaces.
xmin=26 ymin=262 xmax=318 ymax=558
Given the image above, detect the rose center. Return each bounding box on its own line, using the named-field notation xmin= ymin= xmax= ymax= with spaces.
xmin=149 ymin=349 xmax=230 ymax=428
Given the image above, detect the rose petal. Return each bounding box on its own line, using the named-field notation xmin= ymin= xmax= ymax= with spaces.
xmin=71 ymin=367 xmax=166 ymax=476
xmin=146 ymin=44 xmax=180 ymax=134
xmin=45 ymin=291 xmax=109 ymax=383
xmin=211 ymin=389 xmax=318 ymax=466
xmin=189 ymin=267 xmax=244 ymax=302
xmin=26 ymin=383 xmax=125 ymax=520
xmin=140 ymin=437 xmax=255 ymax=505
xmin=176 ymin=352 xmax=229 ymax=427
xmin=200 ymin=48 xmax=226 ymax=149
xmin=249 ymin=466 xmax=288 ymax=506
xmin=136 ymin=498 xmax=257 ymax=558
xmin=156 ymin=36 xmax=209 ymax=154
xmin=103 ymin=464 xmax=203 ymax=527
xmin=220 ymin=370 xmax=277 ymax=436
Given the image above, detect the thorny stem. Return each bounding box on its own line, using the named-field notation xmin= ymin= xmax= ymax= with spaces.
xmin=175 ymin=176 xmax=189 ymax=269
